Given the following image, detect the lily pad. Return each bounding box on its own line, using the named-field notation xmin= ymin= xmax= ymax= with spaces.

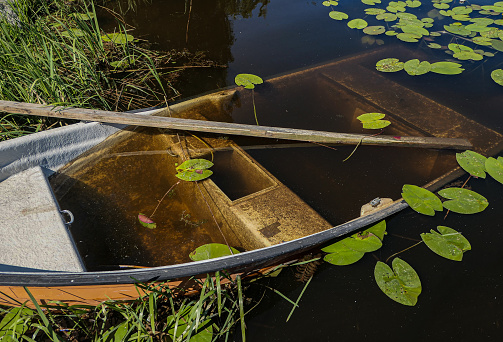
xmin=427 ymin=43 xmax=442 ymax=49
xmin=374 ymin=258 xmax=421 ymax=306
xmin=329 ymin=11 xmax=349 ymax=20
xmin=398 ymin=12 xmax=418 ymax=19
xmin=491 ymin=69 xmax=503 ymax=86
xmin=444 ymin=24 xmax=471 ymax=36
xmin=363 ymin=25 xmax=386 ymax=35
xmin=405 ymin=0 xmax=421 ymax=8
xmin=235 ymin=73 xmax=263 ymax=89
xmin=472 ymin=36 xmax=493 ymax=46
xmin=101 ymin=32 xmax=134 ymax=44
xmin=401 ymin=184 xmax=443 ymax=216
xmin=465 ymin=24 xmax=492 ymax=32
xmin=452 ymin=6 xmax=472 ymax=14
xmin=485 ymin=157 xmax=503 ymax=184
xmin=397 ymin=32 xmax=421 ymax=42
xmin=386 ymin=30 xmax=398 ymax=36
xmin=404 ymin=59 xmax=431 ymax=75
xmin=189 ymin=243 xmax=239 ymax=261
xmin=448 ymin=43 xmax=472 ymax=53
xmin=357 ymin=113 xmax=391 ymax=129
xmin=430 ymin=61 xmax=464 ymax=75
xmin=453 ymin=51 xmax=483 ymax=61
xmin=138 ymin=213 xmax=156 ymax=229
xmin=491 ymin=40 xmax=503 ymax=52
xmin=365 ymin=8 xmax=387 ymax=15
xmin=456 ymin=150 xmax=487 ymax=178
xmin=401 ymin=25 xmax=429 ymax=36
xmin=438 ymin=188 xmax=489 ymax=214
xmin=376 ymin=58 xmax=404 ymax=72
xmin=176 ymin=158 xmax=214 ymax=182
xmin=376 ymin=12 xmax=398 ymax=21
xmin=348 ymin=19 xmax=368 ymax=29
xmin=434 ymin=3 xmax=449 ymax=9
xmin=362 ymin=0 xmax=381 ymax=4
xmin=323 ymin=220 xmax=386 ymax=266
xmin=421 ymin=226 xmax=471 ymax=261
xmin=322 ymin=0 xmax=339 ymax=6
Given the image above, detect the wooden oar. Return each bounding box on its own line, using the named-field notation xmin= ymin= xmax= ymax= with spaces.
xmin=0 ymin=100 xmax=472 ymax=150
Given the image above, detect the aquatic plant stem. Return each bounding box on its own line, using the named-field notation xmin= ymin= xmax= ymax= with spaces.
xmin=444 ymin=175 xmax=472 ymax=220
xmin=150 ymin=180 xmax=180 ymax=218
xmin=286 ymin=275 xmax=313 ymax=322
xmin=385 ymin=241 xmax=423 ymax=264
xmin=237 ymin=275 xmax=246 ymax=342
xmin=343 ymin=129 xmax=383 ymax=162
xmin=252 ymin=89 xmax=259 ymax=126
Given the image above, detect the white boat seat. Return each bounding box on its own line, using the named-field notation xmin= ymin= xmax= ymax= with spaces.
xmin=0 ymin=167 xmax=85 ymax=272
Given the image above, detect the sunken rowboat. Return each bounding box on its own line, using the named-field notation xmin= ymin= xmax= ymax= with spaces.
xmin=1 ymin=45 xmax=502 ymax=307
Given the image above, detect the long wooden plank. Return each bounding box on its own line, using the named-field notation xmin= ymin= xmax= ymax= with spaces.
xmin=0 ymin=100 xmax=471 ymax=150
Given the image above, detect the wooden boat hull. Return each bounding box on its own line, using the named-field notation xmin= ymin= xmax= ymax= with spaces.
xmin=1 ymin=45 xmax=502 ymax=307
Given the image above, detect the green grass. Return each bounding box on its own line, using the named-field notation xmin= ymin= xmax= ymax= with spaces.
xmin=0 ymin=0 xmax=178 ymax=141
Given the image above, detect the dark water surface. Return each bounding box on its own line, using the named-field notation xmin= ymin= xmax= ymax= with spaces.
xmin=99 ymin=0 xmax=503 ymax=340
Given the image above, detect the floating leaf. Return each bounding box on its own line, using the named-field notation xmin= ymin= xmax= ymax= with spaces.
xmin=348 ymin=18 xmax=368 ymax=29
xmin=491 ymin=69 xmax=503 ymax=85
xmin=323 ymin=221 xmax=386 ymax=265
xmin=322 ymin=0 xmax=339 ymax=6
xmin=404 ymin=59 xmax=431 ymax=75
xmin=376 ymin=12 xmax=398 ymax=21
xmin=398 ymin=12 xmax=418 ymax=19
xmin=385 ymin=30 xmax=398 ymax=36
xmin=102 ymin=32 xmax=134 ymax=44
xmin=472 ymin=36 xmax=493 ymax=46
xmin=491 ymin=40 xmax=503 ymax=52
xmin=434 ymin=3 xmax=450 ymax=9
xmin=176 ymin=158 xmax=214 ymax=181
xmin=365 ymin=8 xmax=387 ymax=15
xmin=401 ymin=184 xmax=443 ymax=216
xmin=465 ymin=23 xmax=492 ymax=32
xmin=70 ymin=12 xmax=96 ymax=20
xmin=444 ymin=24 xmax=471 ymax=36
xmin=427 ymin=43 xmax=442 ymax=49
xmin=357 ymin=113 xmax=391 ymax=129
xmin=456 ymin=150 xmax=487 ymax=178
xmin=189 ymin=243 xmax=240 ymax=261
xmin=451 ymin=14 xmax=471 ymax=21
xmin=234 ymin=73 xmax=263 ymax=89
xmin=452 ymin=6 xmax=472 ymax=14
xmin=430 ymin=31 xmax=442 ymax=36
xmin=329 ymin=11 xmax=349 ymax=20
xmin=453 ymin=51 xmax=483 ymax=61
xmin=138 ymin=213 xmax=156 ymax=229
xmin=448 ymin=43 xmax=472 ymax=53
xmin=430 ymin=61 xmax=464 ymax=75
xmin=421 ymin=226 xmax=471 ymax=261
xmin=485 ymin=157 xmax=503 ymax=184
xmin=401 ymin=25 xmax=429 ymax=36
xmin=376 ymin=58 xmax=404 ymax=72
xmin=362 ymin=0 xmax=381 ymax=4
xmin=363 ymin=25 xmax=386 ymax=35
xmin=397 ymin=32 xmax=421 ymax=42
xmin=405 ymin=0 xmax=421 ymax=8
xmin=374 ymin=258 xmax=421 ymax=306
xmin=438 ymin=188 xmax=489 ymax=214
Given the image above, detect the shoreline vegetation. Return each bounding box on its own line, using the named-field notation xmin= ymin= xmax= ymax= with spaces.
xmin=0 ymin=0 xmax=221 ymax=141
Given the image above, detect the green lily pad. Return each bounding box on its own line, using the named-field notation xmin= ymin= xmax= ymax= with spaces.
xmin=430 ymin=31 xmax=442 ymax=36
xmin=421 ymin=17 xmax=434 ymax=23
xmin=485 ymin=157 xmax=503 ymax=184
xmin=428 ymin=43 xmax=442 ymax=49
xmin=376 ymin=12 xmax=398 ymax=21
xmin=439 ymin=9 xmax=453 ymax=16
xmin=348 ymin=18 xmax=368 ymax=29
xmin=357 ymin=112 xmax=391 ymax=129
xmin=404 ymin=59 xmax=431 ymax=75
xmin=235 ymin=73 xmax=263 ymax=89
xmin=491 ymin=69 xmax=503 ymax=86
xmin=491 ymin=40 xmax=503 ymax=52
xmin=376 ymin=58 xmax=404 ymax=72
xmin=405 ymin=0 xmax=421 ymax=8
xmin=470 ymin=17 xmax=494 ymax=25
xmin=176 ymin=158 xmax=214 ymax=182
xmin=451 ymin=14 xmax=471 ymax=21
xmin=365 ymin=8 xmax=387 ymax=15
xmin=329 ymin=11 xmax=349 ymax=20
xmin=101 ymin=32 xmax=134 ymax=44
xmin=189 ymin=243 xmax=240 ymax=261
xmin=453 ymin=51 xmax=483 ymax=61
xmin=472 ymin=36 xmax=493 ymax=46
xmin=465 ymin=24 xmax=492 ymax=32
xmin=433 ymin=3 xmax=450 ymax=9
xmin=448 ymin=43 xmax=472 ymax=53
xmin=374 ymin=258 xmax=421 ymax=306
xmin=480 ymin=27 xmax=500 ymax=38
xmin=456 ymin=150 xmax=487 ymax=178
xmin=398 ymin=12 xmax=418 ymax=19
xmin=387 ymin=5 xmax=406 ymax=13
xmin=430 ymin=61 xmax=464 ymax=75
xmin=401 ymin=25 xmax=429 ymax=36
xmin=397 ymin=32 xmax=421 ymax=42
xmin=322 ymin=0 xmax=339 ymax=6
xmin=386 ymin=30 xmax=398 ymax=36
xmin=362 ymin=0 xmax=381 ymax=4
xmin=323 ymin=221 xmax=386 ymax=265
xmin=444 ymin=24 xmax=471 ymax=36
xmin=401 ymin=184 xmax=443 ymax=216
xmin=452 ymin=6 xmax=472 ymax=14
xmin=495 ymin=19 xmax=503 ymax=25
xmin=421 ymin=226 xmax=471 ymax=261
xmin=438 ymin=188 xmax=489 ymax=214
xmin=363 ymin=25 xmax=386 ymax=35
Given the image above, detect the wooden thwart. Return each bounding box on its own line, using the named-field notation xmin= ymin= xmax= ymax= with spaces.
xmin=0 ymin=100 xmax=472 ymax=150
